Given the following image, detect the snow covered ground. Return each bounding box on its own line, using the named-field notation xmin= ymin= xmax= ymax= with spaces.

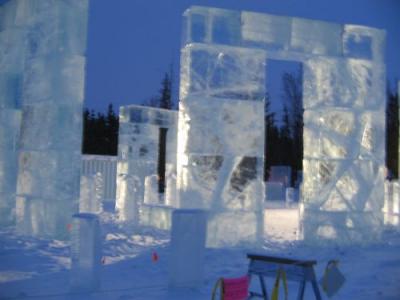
xmin=1 ymin=202 xmax=400 ymax=300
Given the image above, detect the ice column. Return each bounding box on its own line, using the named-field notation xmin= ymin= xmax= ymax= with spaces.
xmin=15 ymin=0 xmax=90 ymax=239
xmin=169 ymin=209 xmax=207 ymax=288
xmin=80 ymin=173 xmax=104 ymax=214
xmin=178 ymin=7 xmax=265 ymax=247
xmin=70 ymin=213 xmax=101 ymax=292
xmin=0 ymin=0 xmax=26 ymax=227
xmin=115 ymin=174 xmax=141 ymax=223
xmin=301 ymin=25 xmax=386 ymax=245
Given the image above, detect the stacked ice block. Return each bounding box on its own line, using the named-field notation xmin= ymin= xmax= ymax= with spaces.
xmin=12 ymin=0 xmax=90 ymax=238
xmin=70 ymin=213 xmax=101 ymax=292
xmin=301 ymin=26 xmax=386 ymax=245
xmin=80 ymin=172 xmax=104 ymax=214
xmin=116 ymin=105 xmax=178 ymax=223
xmin=178 ymin=7 xmax=265 ymax=247
xmin=178 ymin=6 xmax=386 ymax=246
xmin=0 ymin=0 xmax=25 ymax=227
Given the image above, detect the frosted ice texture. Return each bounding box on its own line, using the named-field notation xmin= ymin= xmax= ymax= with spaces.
xmin=116 ymin=105 xmax=178 ymax=222
xmin=169 ymin=209 xmax=207 ymax=288
xmin=383 ymin=181 xmax=400 ymax=226
xmin=181 ymin=6 xmax=386 ymax=246
xmin=80 ymin=173 xmax=104 ymax=214
xmin=301 ymin=56 xmax=386 ymax=245
xmin=178 ymin=35 xmax=265 ymax=247
xmin=115 ymin=174 xmax=141 ymax=223
xmin=70 ymin=213 xmax=101 ymax=292
xmin=165 ymin=164 xmax=177 ymax=207
xmin=11 ymin=0 xmax=90 ymax=238
xmin=140 ymin=204 xmax=174 ymax=230
xmin=144 ymin=175 xmax=160 ymax=205
xmin=0 ymin=110 xmax=20 ymax=226
xmin=0 ymin=0 xmax=25 ymax=227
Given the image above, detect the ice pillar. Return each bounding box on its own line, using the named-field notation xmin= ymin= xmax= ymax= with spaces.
xmin=15 ymin=0 xmax=90 ymax=239
xmin=177 ymin=7 xmax=265 ymax=248
xmin=169 ymin=209 xmax=207 ymax=288
xmin=0 ymin=0 xmax=26 ymax=227
xmin=70 ymin=213 xmax=101 ymax=292
xmin=301 ymin=25 xmax=386 ymax=245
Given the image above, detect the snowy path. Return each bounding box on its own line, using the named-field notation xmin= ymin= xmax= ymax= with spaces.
xmin=1 ymin=207 xmax=400 ymax=299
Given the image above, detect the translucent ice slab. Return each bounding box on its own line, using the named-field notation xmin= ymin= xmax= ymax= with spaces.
xmin=140 ymin=204 xmax=174 ymax=230
xmin=80 ymin=173 xmax=104 ymax=214
xmin=115 ymin=174 xmax=141 ymax=223
xmin=343 ymin=25 xmax=386 ymax=62
xmin=19 ymin=104 xmax=82 ymax=151
xmin=169 ymin=209 xmax=207 ymax=287
xmin=290 ymin=17 xmax=342 ymax=56
xmin=178 ymin=98 xmax=264 ymax=156
xmin=300 ymin=208 xmax=383 ymax=246
xmin=70 ymin=213 xmax=101 ymax=292
xmin=16 ymin=195 xmax=73 ymax=239
xmin=207 ymin=211 xmax=263 ymax=248
xmin=180 ymin=45 xmax=265 ymax=100
xmin=16 ymin=150 xmax=81 ymax=200
xmin=22 ymin=55 xmax=86 ymax=105
xmin=303 ymin=57 xmax=385 ymax=110
xmin=302 ymin=159 xmax=385 ymax=212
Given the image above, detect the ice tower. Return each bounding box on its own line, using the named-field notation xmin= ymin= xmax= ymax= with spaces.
xmin=0 ymin=0 xmax=90 ymax=239
xmin=177 ymin=6 xmax=386 ymax=246
xmin=178 ymin=7 xmax=266 ymax=248
xmin=0 ymin=0 xmax=24 ymax=226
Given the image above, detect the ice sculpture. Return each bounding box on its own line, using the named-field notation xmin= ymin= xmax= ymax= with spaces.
xmin=8 ymin=0 xmax=90 ymax=239
xmin=178 ymin=7 xmax=266 ymax=247
xmin=116 ymin=105 xmax=178 ymax=224
xmin=115 ymin=174 xmax=141 ymax=223
xmin=0 ymin=0 xmax=24 ymax=227
xmin=169 ymin=209 xmax=207 ymax=288
xmin=80 ymin=173 xmax=104 ymax=214
xmin=70 ymin=213 xmax=101 ymax=292
xmin=178 ymin=6 xmax=385 ymax=246
xmin=301 ymin=28 xmax=386 ymax=245
xmin=144 ymin=174 xmax=160 ymax=204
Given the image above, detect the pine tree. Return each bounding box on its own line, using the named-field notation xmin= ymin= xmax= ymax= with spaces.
xmin=386 ymin=83 xmax=399 ymax=178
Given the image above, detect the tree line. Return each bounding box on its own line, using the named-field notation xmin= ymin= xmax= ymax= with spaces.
xmin=82 ymin=70 xmax=399 ymax=181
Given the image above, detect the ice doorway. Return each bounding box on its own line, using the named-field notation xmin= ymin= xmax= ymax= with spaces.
xmin=264 ymin=59 xmax=304 ymax=241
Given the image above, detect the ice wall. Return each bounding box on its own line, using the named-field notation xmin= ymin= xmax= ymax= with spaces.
xmin=11 ymin=0 xmax=90 ymax=239
xmin=0 ymin=0 xmax=24 ymax=227
xmin=180 ymin=6 xmax=386 ymax=246
xmin=116 ymin=105 xmax=178 ymax=222
xmin=301 ymin=27 xmax=386 ymax=245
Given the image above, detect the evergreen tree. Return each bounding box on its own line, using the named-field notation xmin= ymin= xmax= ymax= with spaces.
xmin=82 ymin=104 xmax=119 ymax=156
xmin=386 ymin=83 xmax=399 ymax=178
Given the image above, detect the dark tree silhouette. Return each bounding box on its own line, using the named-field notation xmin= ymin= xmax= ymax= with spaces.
xmin=386 ymin=82 xmax=399 ymax=179
xmin=82 ymin=104 xmax=119 ymax=156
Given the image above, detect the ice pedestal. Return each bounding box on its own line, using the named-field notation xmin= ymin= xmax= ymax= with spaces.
xmin=70 ymin=213 xmax=101 ymax=292
xmin=169 ymin=209 xmax=207 ymax=288
xmin=80 ymin=173 xmax=104 ymax=214
xmin=115 ymin=174 xmax=141 ymax=223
